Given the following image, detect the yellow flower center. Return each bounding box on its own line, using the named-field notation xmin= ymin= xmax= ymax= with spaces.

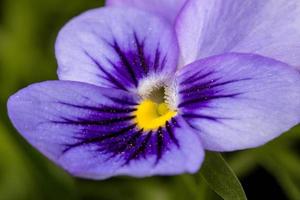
xmin=134 ymin=99 xmax=177 ymax=131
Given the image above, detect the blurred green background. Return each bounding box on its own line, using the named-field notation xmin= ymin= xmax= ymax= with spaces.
xmin=0 ymin=0 xmax=300 ymax=200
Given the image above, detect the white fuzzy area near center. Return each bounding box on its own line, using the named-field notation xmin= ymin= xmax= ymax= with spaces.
xmin=137 ymin=75 xmax=178 ymax=110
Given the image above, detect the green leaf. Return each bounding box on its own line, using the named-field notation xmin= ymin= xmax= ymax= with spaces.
xmin=228 ymin=150 xmax=257 ymax=178
xmin=200 ymin=152 xmax=247 ymax=200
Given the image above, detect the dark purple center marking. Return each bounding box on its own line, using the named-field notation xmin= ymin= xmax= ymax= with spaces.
xmin=85 ymin=31 xmax=168 ymax=91
xmin=57 ymin=97 xmax=180 ymax=166
xmin=179 ymin=70 xmax=252 ymax=127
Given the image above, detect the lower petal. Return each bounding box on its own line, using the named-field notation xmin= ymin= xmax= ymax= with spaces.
xmin=176 ymin=53 xmax=300 ymax=151
xmin=8 ymin=81 xmax=204 ymax=179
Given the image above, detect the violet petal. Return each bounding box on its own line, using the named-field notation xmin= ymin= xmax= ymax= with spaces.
xmin=176 ymin=0 xmax=300 ymax=68
xmin=176 ymin=53 xmax=300 ymax=151
xmin=106 ymin=0 xmax=188 ymax=25
xmin=8 ymin=81 xmax=203 ymax=179
xmin=55 ymin=7 xmax=179 ymax=91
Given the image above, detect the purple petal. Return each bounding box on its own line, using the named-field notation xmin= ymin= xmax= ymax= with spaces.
xmin=106 ymin=0 xmax=188 ymax=25
xmin=55 ymin=7 xmax=179 ymax=91
xmin=176 ymin=53 xmax=300 ymax=151
xmin=176 ymin=0 xmax=300 ymax=68
xmin=8 ymin=81 xmax=203 ymax=179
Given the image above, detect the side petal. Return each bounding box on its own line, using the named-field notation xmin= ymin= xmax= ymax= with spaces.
xmin=8 ymin=81 xmax=204 ymax=179
xmin=176 ymin=0 xmax=300 ymax=68
xmin=176 ymin=53 xmax=300 ymax=151
xmin=106 ymin=0 xmax=188 ymax=25
xmin=55 ymin=7 xmax=179 ymax=92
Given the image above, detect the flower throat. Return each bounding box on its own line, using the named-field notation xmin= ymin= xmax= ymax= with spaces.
xmin=134 ymin=86 xmax=177 ymax=131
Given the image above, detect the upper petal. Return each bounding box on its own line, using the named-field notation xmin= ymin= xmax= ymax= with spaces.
xmin=176 ymin=53 xmax=300 ymax=151
xmin=8 ymin=81 xmax=204 ymax=179
xmin=106 ymin=0 xmax=188 ymax=25
xmin=55 ymin=7 xmax=179 ymax=92
xmin=176 ymin=0 xmax=300 ymax=68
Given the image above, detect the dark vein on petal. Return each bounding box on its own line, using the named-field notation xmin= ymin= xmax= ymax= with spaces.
xmin=62 ymin=124 xmax=137 ymax=153
xmin=84 ymin=50 xmax=128 ymax=91
xmin=165 ymin=121 xmax=179 ymax=148
xmin=112 ymin=40 xmax=138 ymax=87
xmin=134 ymin=32 xmax=148 ymax=74
xmin=180 ymin=80 xmax=216 ymax=94
xmin=108 ymin=129 xmax=144 ymax=160
xmin=105 ymin=56 xmax=131 ymax=80
xmin=52 ymin=115 xmax=135 ymax=126
xmin=159 ymin=55 xmax=167 ymax=71
xmin=171 ymin=118 xmax=180 ymax=128
xmin=58 ymin=102 xmax=136 ymax=114
xmin=186 ymin=120 xmax=201 ymax=132
xmin=182 ymin=113 xmax=229 ymax=122
xmin=153 ymin=47 xmax=161 ymax=72
xmin=180 ymin=71 xmax=214 ymax=86
xmin=179 ymin=93 xmax=242 ymax=108
xmin=124 ymin=131 xmax=152 ymax=165
xmin=180 ymin=78 xmax=251 ymax=94
xmin=107 ymin=96 xmax=138 ymax=106
xmin=155 ymin=127 xmax=164 ymax=165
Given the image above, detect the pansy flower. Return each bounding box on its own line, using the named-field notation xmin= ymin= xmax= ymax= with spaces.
xmin=7 ymin=0 xmax=300 ymax=179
